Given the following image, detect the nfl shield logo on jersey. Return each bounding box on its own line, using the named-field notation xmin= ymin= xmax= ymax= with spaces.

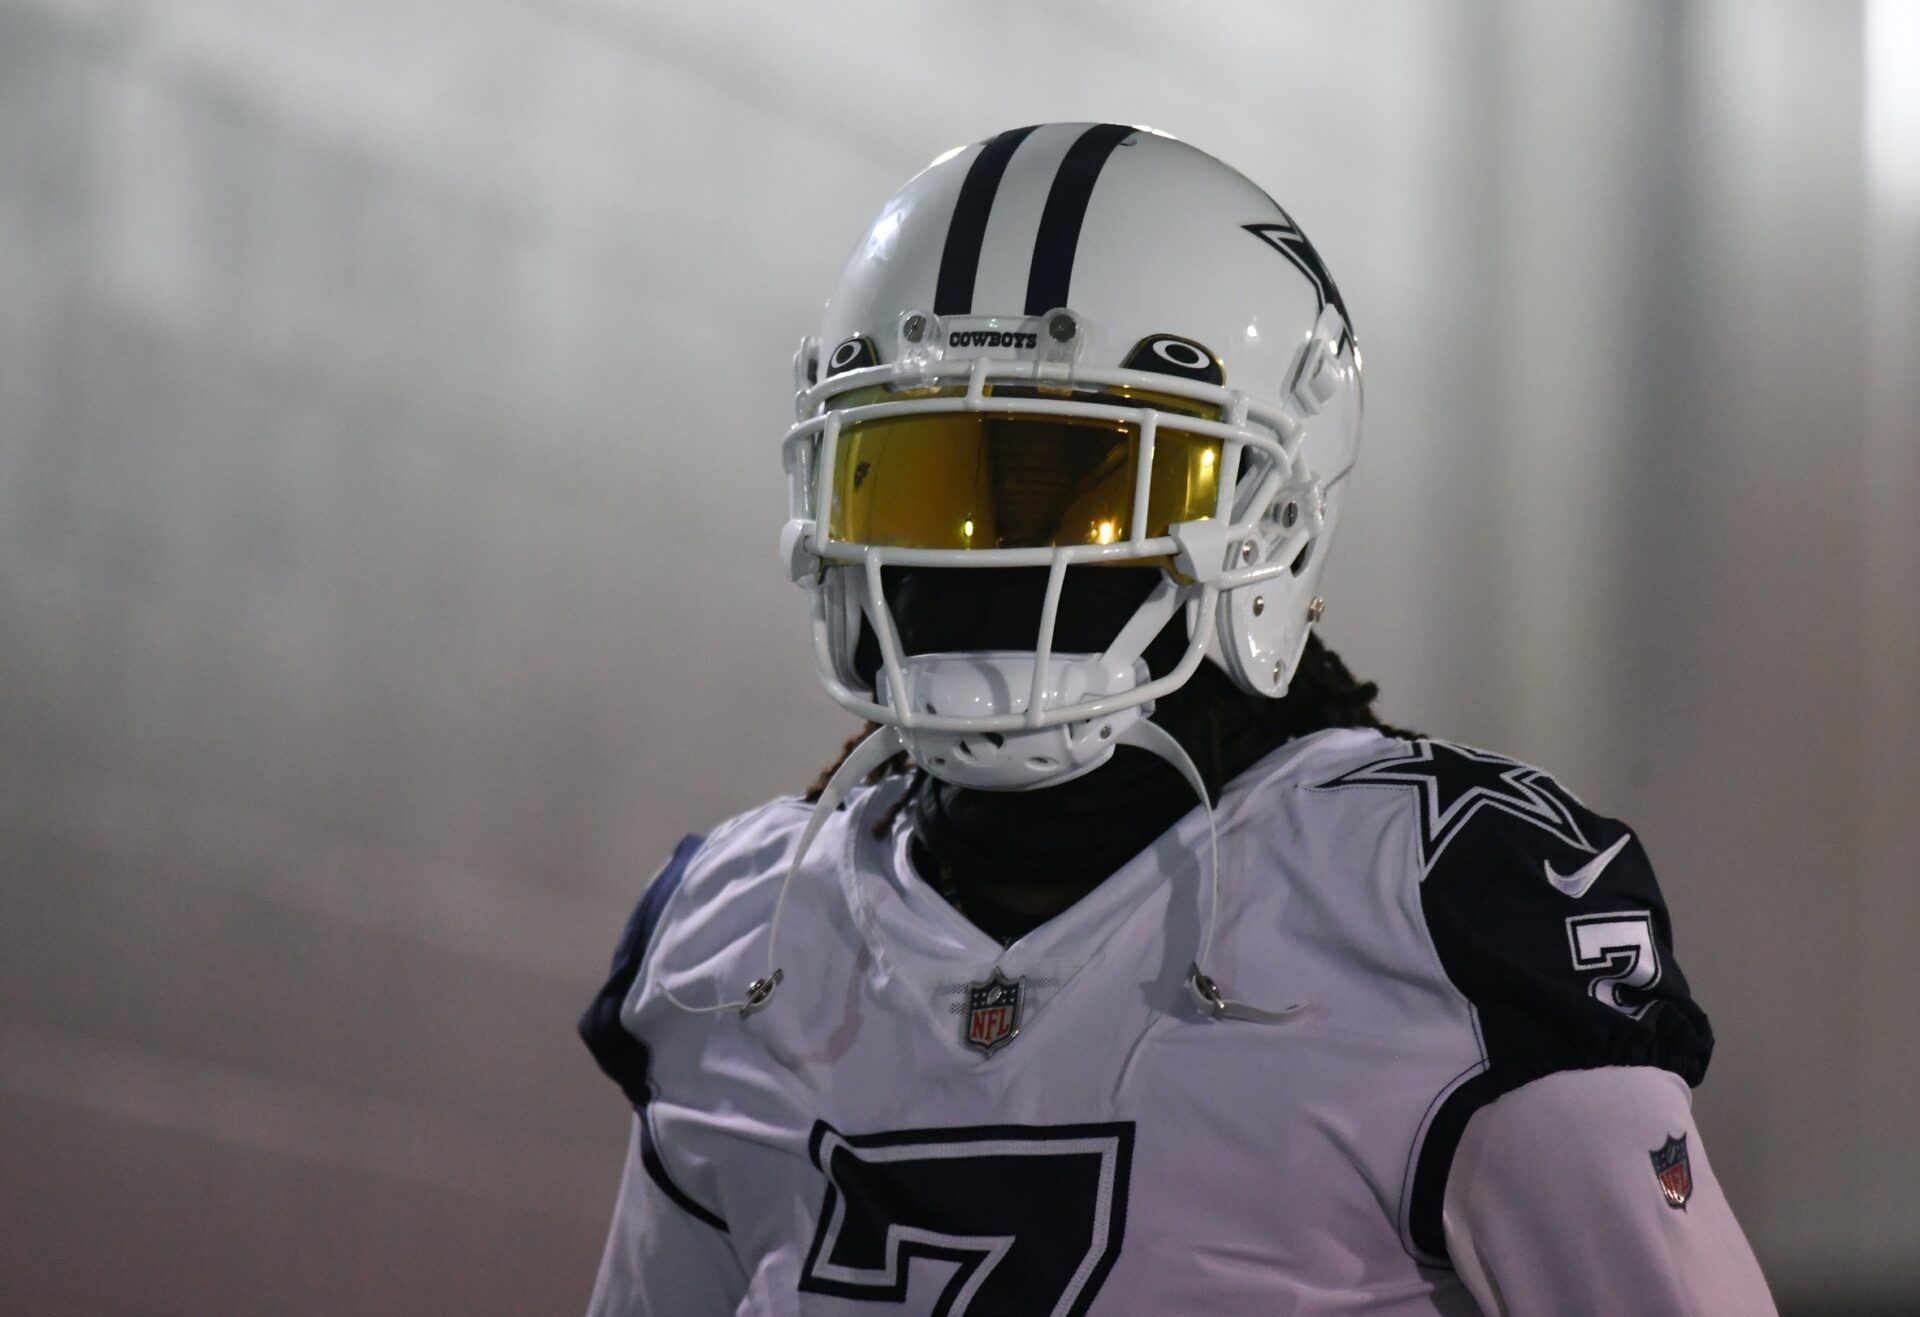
xmin=963 ymin=969 xmax=1023 ymax=1057
xmin=1649 ymin=1134 xmax=1692 ymax=1209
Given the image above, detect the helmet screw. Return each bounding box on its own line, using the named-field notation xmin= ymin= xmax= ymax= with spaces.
xmin=902 ymin=314 xmax=927 ymax=343
xmin=1307 ymin=596 xmax=1325 ymax=622
xmin=1273 ymin=659 xmax=1287 ymax=683
xmin=1048 ymin=312 xmax=1077 ymax=342
xmin=1251 ymin=595 xmax=1266 ymax=616
xmin=1239 ymin=541 xmax=1257 ymax=565
xmin=1281 ymin=502 xmax=1298 ymax=528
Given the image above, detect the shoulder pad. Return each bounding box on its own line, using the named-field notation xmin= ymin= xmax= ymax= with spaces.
xmin=1310 ymin=737 xmax=1606 ymax=878
xmin=1354 ymin=741 xmax=1716 ymax=1261
xmin=578 ymin=834 xmax=706 ymax=1107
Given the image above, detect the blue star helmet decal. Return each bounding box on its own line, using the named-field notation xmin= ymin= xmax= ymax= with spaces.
xmin=1312 ymin=740 xmax=1597 ymax=872
xmin=1244 ymin=214 xmax=1353 ymax=351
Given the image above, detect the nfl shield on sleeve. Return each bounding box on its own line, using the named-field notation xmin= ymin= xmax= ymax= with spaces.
xmin=1443 ymin=1068 xmax=1776 ymax=1316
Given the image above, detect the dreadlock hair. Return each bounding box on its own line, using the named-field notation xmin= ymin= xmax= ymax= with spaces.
xmin=805 ymin=632 xmax=1420 ymax=838
xmin=1225 ymin=630 xmax=1425 ymax=746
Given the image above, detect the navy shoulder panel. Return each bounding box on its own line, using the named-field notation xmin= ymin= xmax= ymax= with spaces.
xmin=1412 ymin=757 xmax=1713 ymax=1089
xmin=1317 ymin=742 xmax=1716 ymax=1261
xmin=578 ymin=833 xmax=704 ymax=1107
xmin=577 ymin=834 xmax=729 ymax=1232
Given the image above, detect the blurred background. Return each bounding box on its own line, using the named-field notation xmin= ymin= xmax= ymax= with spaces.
xmin=2 ymin=0 xmax=1915 ymax=1312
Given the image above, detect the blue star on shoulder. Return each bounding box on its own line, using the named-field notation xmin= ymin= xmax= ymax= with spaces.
xmin=1312 ymin=740 xmax=1595 ymax=871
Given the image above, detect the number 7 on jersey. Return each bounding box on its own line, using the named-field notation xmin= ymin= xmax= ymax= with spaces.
xmin=798 ymin=1121 xmax=1135 ymax=1316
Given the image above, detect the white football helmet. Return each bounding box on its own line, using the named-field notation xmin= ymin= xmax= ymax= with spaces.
xmin=781 ymin=123 xmax=1361 ymax=794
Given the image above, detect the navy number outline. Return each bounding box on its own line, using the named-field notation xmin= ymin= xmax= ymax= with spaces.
xmin=798 ymin=1120 xmax=1134 ymax=1316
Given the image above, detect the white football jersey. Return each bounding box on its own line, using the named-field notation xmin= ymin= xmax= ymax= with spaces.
xmin=580 ymin=727 xmax=1712 ymax=1316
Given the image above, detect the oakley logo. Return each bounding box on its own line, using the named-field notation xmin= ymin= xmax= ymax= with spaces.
xmin=947 ymin=329 xmax=1039 ymax=350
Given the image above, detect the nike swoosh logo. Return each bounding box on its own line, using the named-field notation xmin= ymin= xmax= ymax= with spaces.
xmin=1545 ymin=833 xmax=1631 ymax=899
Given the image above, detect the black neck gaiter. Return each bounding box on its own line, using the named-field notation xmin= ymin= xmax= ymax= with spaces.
xmin=863 ymin=567 xmax=1334 ymax=943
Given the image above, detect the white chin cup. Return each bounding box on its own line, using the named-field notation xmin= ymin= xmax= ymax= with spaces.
xmin=880 ymin=651 xmax=1151 ymax=791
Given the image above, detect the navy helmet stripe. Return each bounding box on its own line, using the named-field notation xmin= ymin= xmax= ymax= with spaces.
xmin=934 ymin=125 xmax=1039 ymax=316
xmin=577 ymin=833 xmax=729 ymax=1231
xmin=1024 ymin=123 xmax=1135 ymax=315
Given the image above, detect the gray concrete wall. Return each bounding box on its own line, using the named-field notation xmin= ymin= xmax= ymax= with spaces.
xmin=2 ymin=2 xmax=1915 ymax=1312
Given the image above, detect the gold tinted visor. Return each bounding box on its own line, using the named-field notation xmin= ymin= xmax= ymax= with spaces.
xmin=826 ymin=397 xmax=1223 ymax=551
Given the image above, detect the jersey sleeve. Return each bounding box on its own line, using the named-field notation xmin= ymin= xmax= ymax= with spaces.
xmin=578 ymin=834 xmax=744 ymax=1310
xmin=1406 ymin=770 xmax=1715 ymax=1261
xmin=1442 ymin=1067 xmax=1776 ymax=1315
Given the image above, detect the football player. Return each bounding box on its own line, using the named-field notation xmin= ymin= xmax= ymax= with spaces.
xmin=580 ymin=125 xmax=1776 ymax=1315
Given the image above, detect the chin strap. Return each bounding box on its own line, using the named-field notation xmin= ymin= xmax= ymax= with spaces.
xmin=663 ymin=717 xmax=1306 ymax=1025
xmin=660 ymin=723 xmax=905 ymax=1018
xmin=1116 ymin=719 xmax=1310 ymax=1026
